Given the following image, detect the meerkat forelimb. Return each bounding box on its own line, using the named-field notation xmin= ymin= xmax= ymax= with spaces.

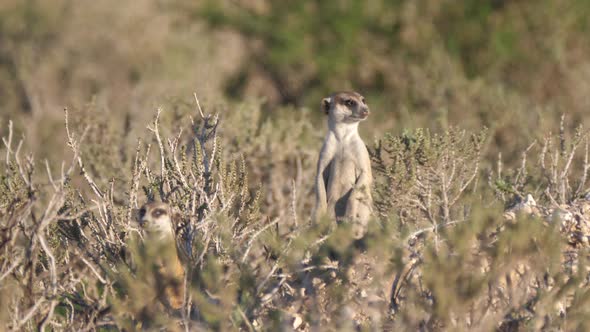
xmin=312 ymin=91 xmax=373 ymax=238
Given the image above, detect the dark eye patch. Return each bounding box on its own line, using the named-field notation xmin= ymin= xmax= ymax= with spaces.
xmin=138 ymin=208 xmax=146 ymax=219
xmin=344 ymin=99 xmax=357 ymax=107
xmin=152 ymin=208 xmax=166 ymax=218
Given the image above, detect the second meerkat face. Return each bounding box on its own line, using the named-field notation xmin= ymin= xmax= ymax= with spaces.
xmin=137 ymin=202 xmax=175 ymax=239
xmin=322 ymin=91 xmax=370 ymax=124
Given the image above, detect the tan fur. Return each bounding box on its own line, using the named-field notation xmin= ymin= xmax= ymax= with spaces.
xmin=313 ymin=91 xmax=373 ymax=238
xmin=137 ymin=202 xmax=186 ymax=310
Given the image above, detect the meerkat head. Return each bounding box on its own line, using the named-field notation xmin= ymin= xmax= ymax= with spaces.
xmin=137 ymin=202 xmax=175 ymax=240
xmin=322 ymin=91 xmax=370 ymax=124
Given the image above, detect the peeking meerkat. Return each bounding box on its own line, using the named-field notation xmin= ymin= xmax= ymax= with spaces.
xmin=136 ymin=201 xmax=190 ymax=310
xmin=313 ymin=91 xmax=373 ymax=238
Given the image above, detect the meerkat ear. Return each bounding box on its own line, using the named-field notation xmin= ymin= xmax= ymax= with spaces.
xmin=321 ymin=97 xmax=331 ymax=115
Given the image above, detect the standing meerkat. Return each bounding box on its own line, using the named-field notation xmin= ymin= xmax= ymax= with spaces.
xmin=313 ymin=91 xmax=373 ymax=238
xmin=136 ymin=201 xmax=190 ymax=310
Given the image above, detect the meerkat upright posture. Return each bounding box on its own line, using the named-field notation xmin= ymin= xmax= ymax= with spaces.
xmin=313 ymin=91 xmax=373 ymax=238
xmin=137 ymin=201 xmax=189 ymax=310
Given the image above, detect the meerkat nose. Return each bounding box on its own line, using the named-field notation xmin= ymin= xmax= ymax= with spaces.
xmin=361 ymin=108 xmax=370 ymax=116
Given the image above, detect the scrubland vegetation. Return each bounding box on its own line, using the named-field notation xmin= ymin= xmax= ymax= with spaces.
xmin=2 ymin=0 xmax=590 ymax=331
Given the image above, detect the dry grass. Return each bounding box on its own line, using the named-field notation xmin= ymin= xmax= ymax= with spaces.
xmin=1 ymin=95 xmax=590 ymax=330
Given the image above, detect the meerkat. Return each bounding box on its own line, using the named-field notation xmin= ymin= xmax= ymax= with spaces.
xmin=136 ymin=201 xmax=190 ymax=310
xmin=313 ymin=91 xmax=373 ymax=238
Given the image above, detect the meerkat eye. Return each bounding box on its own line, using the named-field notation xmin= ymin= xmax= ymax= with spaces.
xmin=345 ymin=99 xmax=356 ymax=107
xmin=152 ymin=209 xmax=166 ymax=218
xmin=138 ymin=208 xmax=146 ymax=219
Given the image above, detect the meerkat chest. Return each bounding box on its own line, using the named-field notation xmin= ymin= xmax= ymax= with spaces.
xmin=327 ymin=140 xmax=365 ymax=182
xmin=329 ymin=154 xmax=357 ymax=180
xmin=332 ymin=147 xmax=359 ymax=167
xmin=334 ymin=137 xmax=366 ymax=162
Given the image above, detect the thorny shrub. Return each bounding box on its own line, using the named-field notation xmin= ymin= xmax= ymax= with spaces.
xmin=1 ymin=98 xmax=590 ymax=331
xmin=374 ymin=116 xmax=590 ymax=330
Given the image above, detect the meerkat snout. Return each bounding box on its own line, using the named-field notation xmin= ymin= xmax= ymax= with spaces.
xmin=359 ymin=107 xmax=370 ymax=118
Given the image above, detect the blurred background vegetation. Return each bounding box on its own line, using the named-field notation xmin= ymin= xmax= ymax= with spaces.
xmin=3 ymin=1 xmax=590 ymax=330
xmin=2 ymin=0 xmax=590 ymax=165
